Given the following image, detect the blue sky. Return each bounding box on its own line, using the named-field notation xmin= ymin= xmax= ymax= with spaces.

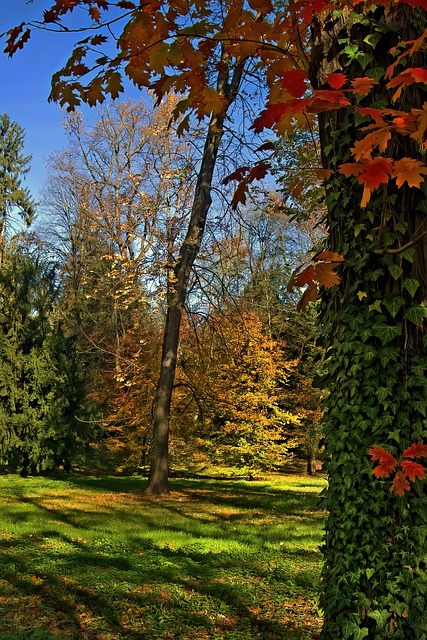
xmin=1 ymin=2 xmax=140 ymax=202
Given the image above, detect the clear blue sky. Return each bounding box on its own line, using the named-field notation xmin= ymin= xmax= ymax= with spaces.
xmin=1 ymin=2 xmax=140 ymax=202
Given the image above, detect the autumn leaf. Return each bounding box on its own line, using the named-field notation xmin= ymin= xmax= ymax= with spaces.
xmin=316 ymin=168 xmax=333 ymax=180
xmin=390 ymin=470 xmax=410 ymax=496
xmin=392 ymin=158 xmax=427 ymax=189
xmin=369 ymin=446 xmax=398 ymax=477
xmin=313 ymin=251 xmax=345 ymax=263
xmin=351 ymin=77 xmax=378 ymax=96
xmin=307 ymin=89 xmax=350 ymax=113
xmin=403 ymin=442 xmax=427 ymax=458
xmin=387 ymin=67 xmax=427 ymax=101
xmin=327 ymin=72 xmax=347 ymax=90
xmin=401 ymin=460 xmax=426 ymax=481
xmin=89 ymin=6 xmax=101 ymax=21
xmin=280 ymin=69 xmax=308 ymax=98
xmin=297 ymin=283 xmax=318 ymax=311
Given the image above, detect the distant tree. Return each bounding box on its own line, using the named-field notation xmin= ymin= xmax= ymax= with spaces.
xmin=0 ymin=115 xmax=35 ymax=263
xmin=0 ymin=241 xmax=86 ymax=476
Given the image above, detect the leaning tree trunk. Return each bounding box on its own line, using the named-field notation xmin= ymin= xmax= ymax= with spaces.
xmin=144 ymin=54 xmax=245 ymax=495
xmin=311 ymin=5 xmax=427 ymax=638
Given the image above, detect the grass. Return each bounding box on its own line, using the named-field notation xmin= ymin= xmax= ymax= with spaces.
xmin=0 ymin=473 xmax=326 ymax=640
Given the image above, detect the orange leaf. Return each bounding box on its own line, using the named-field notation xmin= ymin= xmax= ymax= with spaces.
xmin=390 ymin=471 xmax=410 ymax=496
xmin=316 ymin=168 xmax=333 ymax=180
xmin=327 ymin=72 xmax=347 ymax=90
xmin=369 ymin=446 xmax=398 ymax=477
xmin=388 ymin=67 xmax=427 ymax=101
xmin=401 ymin=460 xmax=426 ymax=482
xmin=403 ymin=442 xmax=427 ymax=458
xmin=392 ymin=158 xmax=427 ymax=189
xmin=313 ymin=251 xmax=344 ymax=263
xmin=314 ymin=262 xmax=341 ymax=287
xmin=351 ymin=77 xmax=378 ymax=96
xmin=297 ymin=283 xmax=318 ymax=311
xmin=339 ymin=162 xmax=364 ymax=178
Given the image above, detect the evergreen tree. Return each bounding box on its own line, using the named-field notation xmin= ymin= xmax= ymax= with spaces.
xmin=0 ymin=115 xmax=35 ymax=263
xmin=0 ymin=243 xmax=86 ymax=476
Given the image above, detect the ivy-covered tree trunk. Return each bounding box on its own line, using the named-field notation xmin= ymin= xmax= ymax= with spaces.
xmin=311 ymin=5 xmax=427 ymax=638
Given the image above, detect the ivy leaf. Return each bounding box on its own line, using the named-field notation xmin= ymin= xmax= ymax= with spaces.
xmin=383 ymin=296 xmax=405 ymax=318
xmin=401 ymin=460 xmax=426 ymax=481
xmin=403 ymin=442 xmax=427 ymax=458
xmin=404 ymin=305 xmax=427 ymax=326
xmin=390 ymin=471 xmax=411 ymax=496
xmin=403 ymin=278 xmax=420 ymax=297
xmin=372 ymin=323 xmax=401 ymax=345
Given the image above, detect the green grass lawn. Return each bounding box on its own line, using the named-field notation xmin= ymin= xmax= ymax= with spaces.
xmin=0 ymin=474 xmax=326 ymax=640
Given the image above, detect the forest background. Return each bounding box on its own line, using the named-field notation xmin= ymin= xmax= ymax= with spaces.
xmin=0 ymin=96 xmax=324 ymax=480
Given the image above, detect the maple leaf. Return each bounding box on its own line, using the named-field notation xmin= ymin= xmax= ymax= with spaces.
xmin=223 ymin=167 xmax=251 ymax=185
xmin=369 ymin=446 xmax=398 ymax=477
xmin=316 ymin=168 xmax=333 ymax=180
xmin=313 ymin=251 xmax=345 ymax=263
xmin=351 ymin=77 xmax=378 ymax=96
xmin=327 ymin=72 xmax=347 ymax=90
xmin=288 ymin=252 xmax=343 ymax=292
xmin=390 ymin=470 xmax=410 ymax=496
xmin=307 ymin=89 xmax=350 ymax=113
xmin=387 ymin=67 xmax=427 ymax=101
xmin=403 ymin=442 xmax=427 ymax=458
xmin=297 ymin=283 xmax=318 ymax=312
xmin=280 ymin=69 xmax=308 ymax=98
xmin=392 ymin=158 xmax=427 ymax=189
xmin=401 ymin=460 xmax=426 ymax=481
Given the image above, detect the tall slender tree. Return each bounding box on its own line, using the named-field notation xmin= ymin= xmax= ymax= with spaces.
xmin=0 ymin=114 xmax=35 ymax=263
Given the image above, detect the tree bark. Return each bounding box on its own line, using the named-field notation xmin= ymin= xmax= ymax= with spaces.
xmin=144 ymin=53 xmax=245 ymax=495
xmin=311 ymin=6 xmax=427 ymax=637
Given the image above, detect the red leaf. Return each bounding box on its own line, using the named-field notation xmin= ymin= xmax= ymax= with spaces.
xmin=222 ymin=167 xmax=251 ymax=185
xmin=401 ymin=460 xmax=426 ymax=482
xmin=307 ymin=90 xmax=350 ymax=113
xmin=280 ymin=69 xmax=308 ymax=98
xmin=358 ymin=157 xmax=393 ymax=189
xmin=327 ymin=72 xmax=347 ymax=90
xmin=390 ymin=471 xmax=410 ymax=496
xmin=403 ymin=442 xmax=427 ymax=458
xmin=369 ymin=446 xmax=398 ymax=477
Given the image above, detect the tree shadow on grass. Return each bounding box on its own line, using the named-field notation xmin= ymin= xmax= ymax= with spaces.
xmin=0 ymin=529 xmax=321 ymax=639
xmin=0 ymin=476 xmax=323 ymax=639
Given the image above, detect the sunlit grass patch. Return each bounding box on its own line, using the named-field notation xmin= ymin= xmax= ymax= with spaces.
xmin=0 ymin=473 xmax=326 ymax=639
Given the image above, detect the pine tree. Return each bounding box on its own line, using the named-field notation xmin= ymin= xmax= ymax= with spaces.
xmin=0 ymin=115 xmax=35 ymax=263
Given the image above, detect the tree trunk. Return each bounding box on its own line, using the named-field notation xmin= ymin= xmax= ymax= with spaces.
xmin=311 ymin=6 xmax=427 ymax=638
xmin=144 ymin=54 xmax=245 ymax=495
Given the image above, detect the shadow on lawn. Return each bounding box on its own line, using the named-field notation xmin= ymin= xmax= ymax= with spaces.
xmin=0 ymin=476 xmax=323 ymax=639
xmin=0 ymin=530 xmax=321 ymax=640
